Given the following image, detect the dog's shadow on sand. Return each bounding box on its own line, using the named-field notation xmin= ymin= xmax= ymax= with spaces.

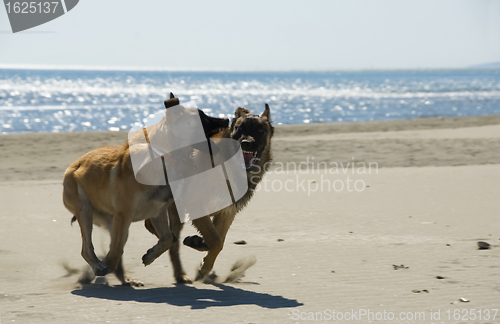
xmin=71 ymin=283 xmax=303 ymax=310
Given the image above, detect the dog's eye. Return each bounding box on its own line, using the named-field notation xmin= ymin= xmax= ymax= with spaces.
xmin=258 ymin=128 xmax=264 ymax=133
xmin=235 ymin=126 xmax=241 ymax=132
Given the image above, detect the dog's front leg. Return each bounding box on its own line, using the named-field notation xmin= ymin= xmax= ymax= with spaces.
xmin=103 ymin=212 xmax=143 ymax=287
xmin=103 ymin=211 xmax=133 ymax=274
xmin=188 ymin=216 xmax=223 ymax=281
xmin=213 ymin=212 xmax=235 ymax=244
xmin=183 ymin=213 xmax=235 ymax=251
xmin=114 ymin=257 xmax=144 ymax=287
xmin=142 ymin=208 xmax=175 ymax=266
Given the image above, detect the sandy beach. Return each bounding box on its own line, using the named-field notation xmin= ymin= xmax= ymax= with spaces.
xmin=1 ymin=115 xmax=500 ymax=323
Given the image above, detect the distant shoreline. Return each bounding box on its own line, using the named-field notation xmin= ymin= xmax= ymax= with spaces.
xmin=2 ymin=113 xmax=500 ymax=136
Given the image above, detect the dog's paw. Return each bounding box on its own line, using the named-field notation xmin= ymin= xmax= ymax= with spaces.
xmin=183 ymin=235 xmax=203 ymax=247
xmin=175 ymin=275 xmax=193 ymax=284
xmin=123 ymin=278 xmax=144 ymax=287
xmin=93 ymin=262 xmax=110 ymax=277
xmin=142 ymin=248 xmax=156 ymax=266
xmin=183 ymin=235 xmax=208 ymax=251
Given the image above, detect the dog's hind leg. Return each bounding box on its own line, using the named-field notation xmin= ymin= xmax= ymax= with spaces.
xmin=75 ymin=186 xmax=110 ymax=277
xmin=167 ymin=204 xmax=192 ymax=284
xmin=141 ymin=207 xmax=174 ymax=267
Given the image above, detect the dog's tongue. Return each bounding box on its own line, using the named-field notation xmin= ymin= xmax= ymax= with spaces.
xmin=243 ymin=152 xmax=254 ymax=168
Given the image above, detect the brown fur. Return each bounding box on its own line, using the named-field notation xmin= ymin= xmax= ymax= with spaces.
xmin=145 ymin=104 xmax=274 ymax=283
xmin=63 ymin=94 xmax=228 ymax=286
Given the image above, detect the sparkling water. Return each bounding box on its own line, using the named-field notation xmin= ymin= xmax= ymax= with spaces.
xmin=1 ymin=69 xmax=500 ymax=133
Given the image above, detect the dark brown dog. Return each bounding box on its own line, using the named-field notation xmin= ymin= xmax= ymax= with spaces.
xmin=145 ymin=104 xmax=274 ymax=283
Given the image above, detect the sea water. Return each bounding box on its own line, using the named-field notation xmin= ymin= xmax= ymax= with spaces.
xmin=1 ymin=69 xmax=499 ymax=134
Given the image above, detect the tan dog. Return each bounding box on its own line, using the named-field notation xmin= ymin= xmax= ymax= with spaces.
xmin=145 ymin=104 xmax=274 ymax=283
xmin=63 ymin=94 xmax=229 ymax=285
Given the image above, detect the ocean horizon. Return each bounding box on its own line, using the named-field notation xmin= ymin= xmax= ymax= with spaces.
xmin=1 ymin=68 xmax=500 ymax=134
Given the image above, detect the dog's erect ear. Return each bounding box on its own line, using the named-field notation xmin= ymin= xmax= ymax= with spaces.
xmin=164 ymin=93 xmax=179 ymax=109
xmin=235 ymin=107 xmax=250 ymax=118
xmin=261 ymin=103 xmax=270 ymax=120
xmin=262 ymin=103 xmax=274 ymax=137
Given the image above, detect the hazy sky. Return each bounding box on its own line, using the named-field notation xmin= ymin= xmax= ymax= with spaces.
xmin=1 ymin=0 xmax=499 ymax=70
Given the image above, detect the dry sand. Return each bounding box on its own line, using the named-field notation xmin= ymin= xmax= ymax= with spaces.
xmin=1 ymin=115 xmax=500 ymax=323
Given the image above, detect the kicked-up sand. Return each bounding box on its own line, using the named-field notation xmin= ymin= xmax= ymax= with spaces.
xmin=1 ymin=115 xmax=500 ymax=323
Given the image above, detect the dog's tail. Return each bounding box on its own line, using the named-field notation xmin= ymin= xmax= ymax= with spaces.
xmin=71 ymin=215 xmax=77 ymax=226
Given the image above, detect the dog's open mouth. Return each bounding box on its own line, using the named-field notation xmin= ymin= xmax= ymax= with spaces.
xmin=242 ymin=150 xmax=258 ymax=169
xmin=207 ymin=127 xmax=227 ymax=138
